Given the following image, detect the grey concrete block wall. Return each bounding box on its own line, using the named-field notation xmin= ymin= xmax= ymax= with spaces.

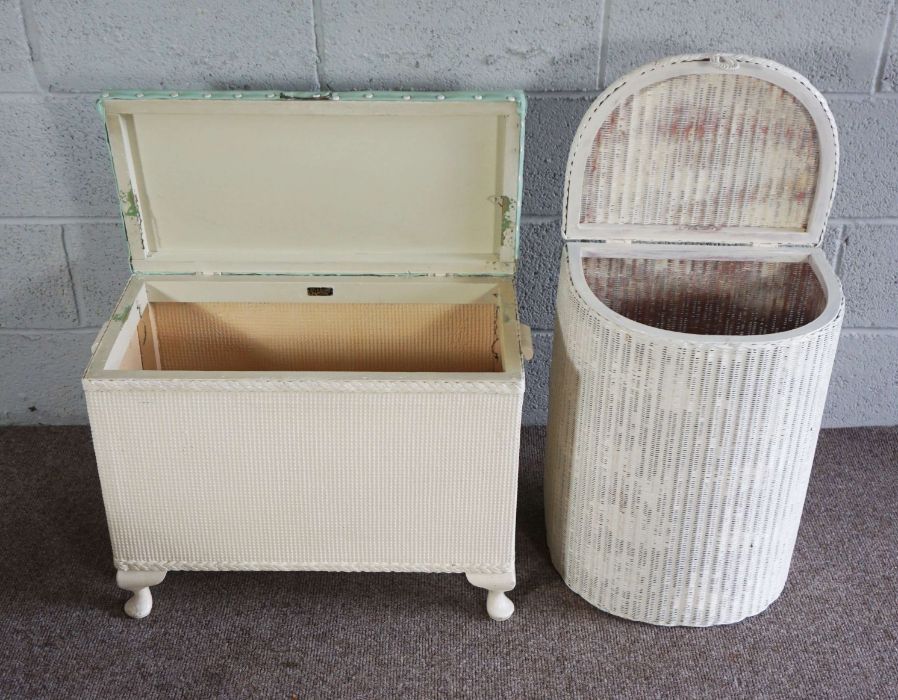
xmin=840 ymin=224 xmax=898 ymax=327
xmin=63 ymin=223 xmax=131 ymax=327
xmin=523 ymin=94 xmax=599 ymax=216
xmin=0 ymin=224 xmax=76 ymax=328
xmin=0 ymin=331 xmax=94 ymax=424
xmin=826 ymin=332 xmax=898 ymax=426
xmin=829 ymin=97 xmax=898 ymax=217
xmin=0 ymin=96 xmax=116 ymax=216
xmin=881 ymin=12 xmax=898 ymax=91
xmin=603 ymin=0 xmax=891 ymax=91
xmin=29 ymin=1 xmax=319 ymax=91
xmin=317 ymin=1 xmax=604 ymax=90
xmin=0 ymin=2 xmax=35 ymax=91
xmin=1 ymin=1 xmax=896 ymax=428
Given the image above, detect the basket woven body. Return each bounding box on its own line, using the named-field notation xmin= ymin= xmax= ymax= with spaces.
xmin=86 ymin=377 xmax=521 ymax=574
xmin=546 ymin=254 xmax=841 ymax=625
xmin=545 ymin=54 xmax=844 ymax=625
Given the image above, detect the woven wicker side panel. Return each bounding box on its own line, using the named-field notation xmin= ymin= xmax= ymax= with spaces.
xmin=146 ymin=302 xmax=501 ymax=373
xmin=580 ymin=74 xmax=819 ymax=230
xmin=545 ymin=253 xmax=842 ymax=625
xmin=86 ymin=383 xmax=521 ymax=574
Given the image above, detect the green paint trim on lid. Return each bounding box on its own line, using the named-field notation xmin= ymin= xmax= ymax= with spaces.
xmin=96 ymin=88 xmax=527 ymax=276
xmin=97 ymin=89 xmax=526 ymax=118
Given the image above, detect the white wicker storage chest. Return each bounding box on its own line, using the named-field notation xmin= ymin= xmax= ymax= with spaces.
xmin=84 ymin=90 xmax=531 ymax=621
xmin=545 ymin=54 xmax=844 ymax=626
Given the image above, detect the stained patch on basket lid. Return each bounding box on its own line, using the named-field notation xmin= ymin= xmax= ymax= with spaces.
xmin=562 ymin=54 xmax=838 ymax=247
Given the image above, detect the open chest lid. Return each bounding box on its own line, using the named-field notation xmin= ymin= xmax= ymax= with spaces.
xmin=99 ymin=91 xmax=525 ymax=276
xmin=562 ymin=54 xmax=839 ymax=247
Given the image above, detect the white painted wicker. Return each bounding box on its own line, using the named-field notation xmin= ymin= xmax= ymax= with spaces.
xmin=85 ymin=377 xmax=522 ymax=574
xmin=84 ymin=92 xmax=528 ymax=621
xmin=545 ymin=54 xmax=845 ymax=626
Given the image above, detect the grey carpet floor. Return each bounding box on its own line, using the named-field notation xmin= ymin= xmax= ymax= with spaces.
xmin=1 ymin=426 xmax=896 ymax=699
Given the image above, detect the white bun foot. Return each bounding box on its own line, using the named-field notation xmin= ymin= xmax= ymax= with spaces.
xmin=466 ymin=570 xmax=516 ymax=621
xmin=123 ymin=587 xmax=153 ymax=619
xmin=486 ymin=590 xmax=515 ymax=621
xmin=116 ymin=570 xmax=167 ymax=619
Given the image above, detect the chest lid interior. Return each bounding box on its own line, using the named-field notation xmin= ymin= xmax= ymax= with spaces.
xmin=100 ymin=91 xmax=524 ymax=276
xmin=563 ymin=54 xmax=839 ymax=247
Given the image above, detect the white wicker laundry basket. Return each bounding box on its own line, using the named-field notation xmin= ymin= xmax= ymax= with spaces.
xmin=544 ymin=54 xmax=844 ymax=626
xmin=84 ymin=90 xmax=531 ymax=621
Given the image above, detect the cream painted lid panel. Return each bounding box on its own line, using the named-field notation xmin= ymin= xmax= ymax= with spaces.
xmin=134 ymin=112 xmax=500 ymax=256
xmin=103 ymin=98 xmax=523 ymax=274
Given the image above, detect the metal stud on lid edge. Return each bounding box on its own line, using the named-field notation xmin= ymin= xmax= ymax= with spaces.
xmin=94 ymin=91 xmax=528 ymax=125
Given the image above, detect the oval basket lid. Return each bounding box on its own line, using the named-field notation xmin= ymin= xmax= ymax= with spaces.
xmin=563 ymin=53 xmax=839 ymax=247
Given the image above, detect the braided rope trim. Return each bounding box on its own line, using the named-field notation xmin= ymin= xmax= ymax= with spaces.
xmin=115 ymin=559 xmax=515 ymax=574
xmin=562 ymin=52 xmax=840 ymax=244
xmin=85 ymin=377 xmax=525 ymax=394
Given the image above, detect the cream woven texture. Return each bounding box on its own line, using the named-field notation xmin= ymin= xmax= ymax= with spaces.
xmin=545 ymin=255 xmax=843 ymax=625
xmin=579 ymin=72 xmax=819 ymax=230
xmin=146 ymin=302 xmax=502 ymax=373
xmin=85 ymin=378 xmax=522 ymax=574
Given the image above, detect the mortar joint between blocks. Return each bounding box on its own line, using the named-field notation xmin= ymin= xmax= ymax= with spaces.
xmin=874 ymin=0 xmax=897 ymax=92
xmin=597 ymin=0 xmax=612 ymax=89
xmin=17 ymin=0 xmax=49 ymax=94
xmin=59 ymin=224 xmax=84 ymax=328
xmin=310 ymin=0 xmax=327 ymax=92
